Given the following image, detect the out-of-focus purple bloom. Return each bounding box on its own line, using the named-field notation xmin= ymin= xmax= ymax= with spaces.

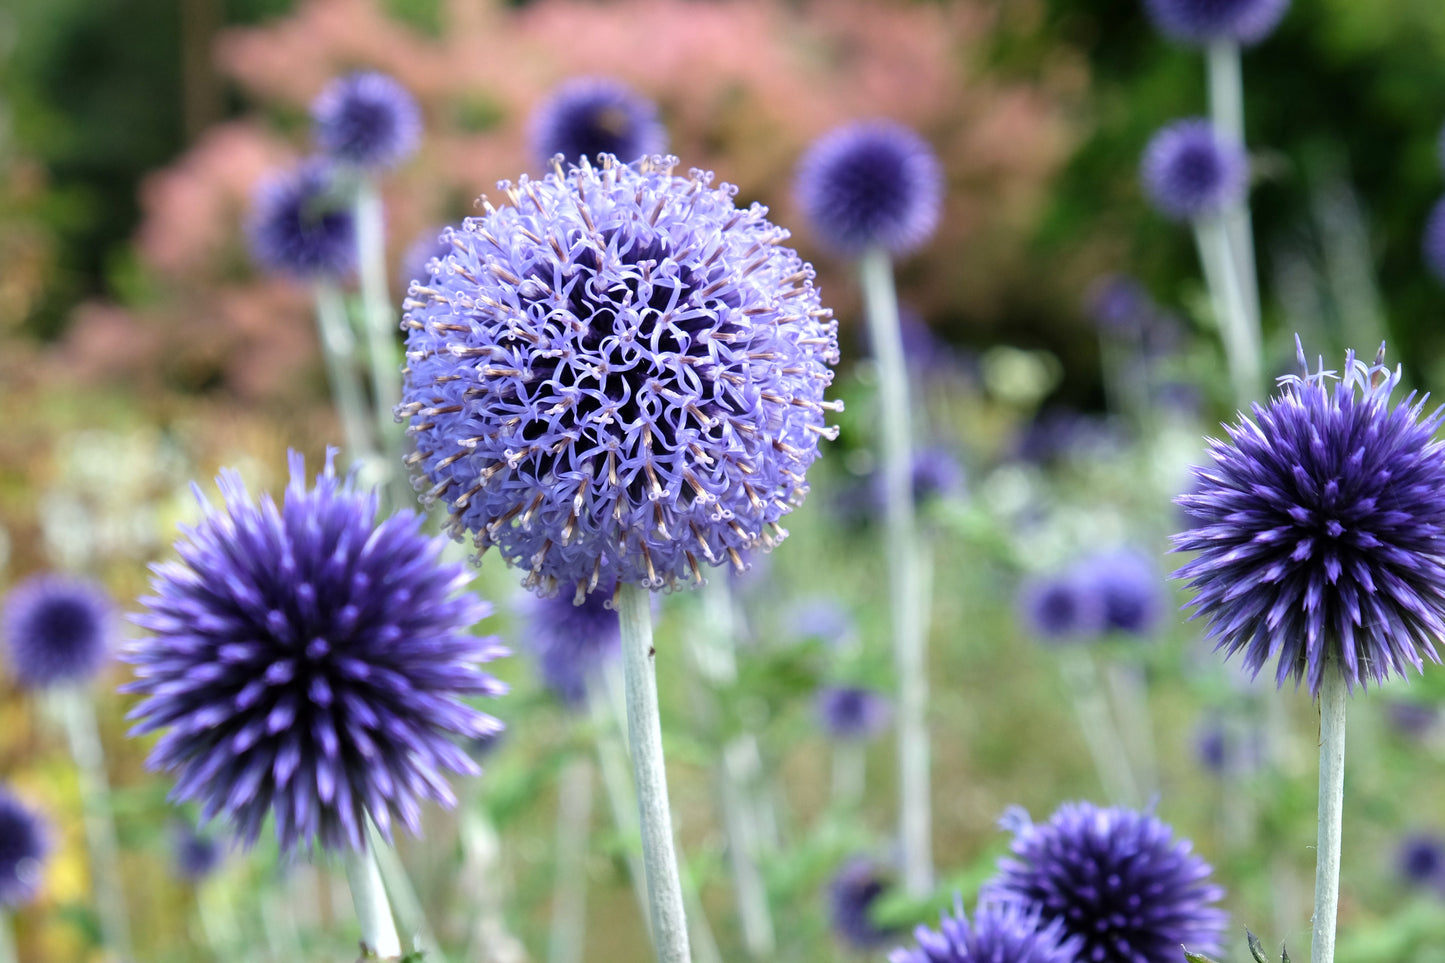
xmin=1011 ymin=409 xmax=1126 ymax=466
xmin=1087 ymin=275 xmax=1155 ymax=337
xmin=1397 ymin=834 xmax=1445 ymax=892
xmin=888 ymin=898 xmax=1082 ymax=963
xmin=1423 ymin=197 xmax=1445 ymax=284
xmin=1017 ymin=573 xmax=1105 ymax=643
xmin=1141 ymin=119 xmax=1248 ymax=222
xmin=1144 ymin=0 xmax=1290 ymax=46
xmin=518 ymin=585 xmax=621 ymax=708
xmin=828 ymin=858 xmax=900 ymax=950
xmin=985 ymin=802 xmax=1227 ymax=963
xmin=1175 ymin=343 xmax=1445 ymax=697
xmin=173 ymin=823 xmax=224 ymax=882
xmin=312 ymin=71 xmax=421 ymax=170
xmin=3 ymin=574 xmax=114 ymax=688
xmin=909 ymin=447 xmax=966 ymax=506
xmin=528 ymin=77 xmax=667 ymax=168
xmin=399 ymin=155 xmax=840 ymax=598
xmin=1081 ymin=548 xmax=1167 ymax=637
xmin=0 ymin=788 xmax=46 ymax=908
xmin=248 ymin=161 xmax=356 ymax=279
xmin=1195 ymin=719 xmax=1227 ymax=773
xmin=786 ymin=597 xmax=856 ymax=648
xmin=816 ymin=686 xmax=892 ymax=741
xmin=398 ymin=225 xmax=453 ymax=294
xmin=126 ymin=451 xmax=508 ymax=854
xmin=1385 ymin=701 xmax=1439 ymax=739
xmin=1194 ymin=714 xmax=1262 ymax=777
xmin=795 ymin=120 xmax=943 ymax=257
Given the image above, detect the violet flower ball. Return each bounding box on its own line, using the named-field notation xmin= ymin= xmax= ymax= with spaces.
xmin=529 ymin=77 xmax=667 ymax=168
xmin=311 ymin=71 xmax=421 ymax=170
xmin=828 ymin=857 xmax=900 ymax=950
xmin=1141 ymin=119 xmax=1247 ymax=222
xmin=3 ymin=574 xmax=114 ymax=688
xmin=1144 ymin=0 xmax=1289 ymax=46
xmin=518 ymin=584 xmax=621 ymax=707
xmin=816 ymin=685 xmax=892 ymax=741
xmin=1422 ymin=196 xmax=1445 ymax=284
xmin=248 ymin=161 xmax=356 ymax=279
xmin=1016 ymin=572 xmax=1105 ymax=643
xmin=0 ymin=788 xmax=46 ymax=908
xmin=889 ymin=898 xmax=1082 ymax=963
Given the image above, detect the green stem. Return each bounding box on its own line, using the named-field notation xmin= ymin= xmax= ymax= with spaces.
xmin=354 ymin=180 xmax=407 ymax=509
xmin=314 ymin=282 xmax=377 ymax=468
xmin=368 ymin=824 xmax=447 ymax=962
xmin=1193 ymin=216 xmax=1263 ymax=405
xmin=617 ymin=582 xmax=691 ymax=963
xmin=343 ymin=844 xmax=401 ymax=960
xmin=1207 ymin=39 xmax=1261 ymax=338
xmin=1057 ymin=651 xmax=1139 ymax=806
xmin=1311 ymin=662 xmax=1347 ymax=963
xmin=0 ymin=910 xmax=16 ymax=963
xmin=547 ymin=756 xmax=593 ymax=963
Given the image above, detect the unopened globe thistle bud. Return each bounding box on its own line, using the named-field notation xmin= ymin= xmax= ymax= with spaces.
xmin=1141 ymin=119 xmax=1247 ymax=222
xmin=312 ymin=71 xmax=421 ymax=170
xmin=529 ymin=77 xmax=667 ymax=169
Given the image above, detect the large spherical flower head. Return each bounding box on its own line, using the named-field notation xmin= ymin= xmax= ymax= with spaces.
xmin=125 ymin=451 xmax=508 ymax=854
xmin=985 ymin=802 xmax=1227 ymax=963
xmin=1422 ymin=196 xmax=1445 ymax=284
xmin=312 ymin=71 xmax=421 ymax=170
xmin=0 ymin=788 xmax=46 ymax=908
xmin=889 ymin=899 xmax=1083 ymax=963
xmin=399 ymin=155 xmax=842 ymax=598
xmin=519 ymin=584 xmax=621 ymax=707
xmin=248 ymin=161 xmax=356 ymax=279
xmin=529 ymin=77 xmax=667 ymax=169
xmin=3 ymin=574 xmax=114 ymax=688
xmin=1143 ymin=0 xmax=1289 ymax=45
xmin=1141 ymin=119 xmax=1247 ymax=222
xmin=795 ymin=120 xmax=943 ymax=257
xmin=1174 ymin=342 xmax=1445 ymax=696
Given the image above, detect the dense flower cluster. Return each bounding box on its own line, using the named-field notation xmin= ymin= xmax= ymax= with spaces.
xmin=248 ymin=162 xmax=356 ymax=279
xmin=529 ymin=77 xmax=667 ymax=168
xmin=1144 ymin=0 xmax=1290 ymax=46
xmin=1175 ymin=343 xmax=1445 ymax=696
xmin=127 ymin=451 xmax=507 ymax=853
xmin=399 ymin=154 xmax=841 ymax=598
xmin=889 ymin=899 xmax=1081 ymax=963
xmin=1141 ymin=119 xmax=1247 ymax=222
xmin=3 ymin=574 xmax=114 ymax=688
xmin=312 ymin=71 xmax=421 ymax=170
xmin=1018 ymin=549 xmax=1167 ymax=643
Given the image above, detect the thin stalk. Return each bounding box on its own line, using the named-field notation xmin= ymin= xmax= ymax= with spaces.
xmin=1103 ymin=662 xmax=1157 ymax=798
xmin=721 ymin=741 xmax=775 ymax=959
xmin=1193 ymin=216 xmax=1262 ymax=405
xmin=54 ymin=688 xmax=132 ymax=961
xmin=0 ymin=911 xmax=16 ymax=963
xmin=1207 ymin=39 xmax=1261 ymax=336
xmin=1311 ymin=662 xmax=1347 ymax=963
xmin=343 ymin=844 xmax=401 ymax=960
xmin=830 ymin=742 xmax=865 ymax=810
xmin=1057 ymin=651 xmax=1139 ymax=806
xmin=314 ymin=282 xmax=377 ymax=467
xmin=548 ymin=756 xmax=594 ymax=963
xmin=458 ymin=808 xmax=528 ymax=963
xmin=859 ymin=245 xmax=932 ymax=896
xmin=354 ymin=180 xmax=408 ymax=511
xmin=368 ymin=825 xmax=447 ymax=962
xmin=589 ymin=672 xmax=653 ymax=933
xmin=616 ymin=582 xmax=691 ymax=963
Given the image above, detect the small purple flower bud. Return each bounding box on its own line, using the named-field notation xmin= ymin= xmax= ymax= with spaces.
xmin=518 ymin=585 xmax=621 ymax=708
xmin=1422 ymin=196 xmax=1445 ymax=283
xmin=1017 ymin=572 xmax=1105 ymax=643
xmin=1141 ymin=119 xmax=1248 ymax=222
xmin=816 ymin=686 xmax=892 ymax=741
xmin=529 ymin=77 xmax=667 ymax=168
xmin=173 ymin=823 xmax=225 ymax=882
xmin=1144 ymin=0 xmax=1290 ymax=46
xmin=828 ymin=858 xmax=900 ymax=950
xmin=3 ymin=573 xmax=114 ymax=688
xmin=312 ymin=71 xmax=421 ymax=170
xmin=0 ymin=788 xmax=46 ymax=908
xmin=248 ymin=161 xmax=356 ymax=279
xmin=1397 ymin=833 xmax=1445 ymax=892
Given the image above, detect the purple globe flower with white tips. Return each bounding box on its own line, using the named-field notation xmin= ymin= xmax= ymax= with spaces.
xmin=518 ymin=584 xmax=621 ymax=707
xmin=529 ymin=77 xmax=667 ymax=168
xmin=398 ymin=155 xmax=841 ymax=598
xmin=985 ymin=801 xmax=1227 ymax=963
xmin=889 ymin=899 xmax=1082 ymax=963
xmin=312 ymin=71 xmax=421 ymax=170
xmin=3 ymin=573 xmax=114 ymax=688
xmin=1174 ymin=342 xmax=1445 ymax=696
xmin=1141 ymin=119 xmax=1247 ymax=222
xmin=248 ymin=161 xmax=356 ymax=279
xmin=1422 ymin=196 xmax=1445 ymax=283
xmin=795 ymin=120 xmax=944 ymax=257
xmin=126 ymin=451 xmax=507 ymax=854
xmin=0 ymin=788 xmax=46 ymax=908
xmin=1144 ymin=0 xmax=1289 ymax=46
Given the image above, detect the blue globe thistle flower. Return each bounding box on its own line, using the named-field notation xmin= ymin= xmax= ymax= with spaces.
xmin=816 ymin=685 xmax=892 ymax=741
xmin=0 ymin=788 xmax=46 ymax=908
xmin=312 ymin=71 xmax=421 ymax=170
xmin=1422 ymin=196 xmax=1445 ymax=284
xmin=126 ymin=451 xmax=507 ymax=854
xmin=1086 ymin=274 xmax=1155 ymax=337
xmin=1141 ymin=119 xmax=1247 ymax=222
xmin=985 ymin=802 xmax=1227 ymax=963
xmin=1082 ymin=548 xmax=1167 ymax=637
xmin=1017 ymin=572 xmax=1105 ymax=643
xmin=1174 ymin=342 xmax=1445 ymax=696
xmin=1143 ymin=0 xmax=1289 ymax=46
xmin=1397 ymin=833 xmax=1445 ymax=892
xmin=795 ymin=120 xmax=944 ymax=257
xmin=529 ymin=77 xmax=667 ymax=169
xmin=889 ymin=898 xmax=1082 ymax=963
xmin=1385 ymin=700 xmax=1439 ymax=739
xmin=248 ymin=161 xmax=356 ymax=279
xmin=398 ymin=155 xmax=841 ymax=598
xmin=3 ymin=573 xmax=114 ymax=688
xmin=828 ymin=857 xmax=900 ymax=950
xmin=518 ymin=584 xmax=621 ymax=707
xmin=173 ymin=823 xmax=225 ymax=882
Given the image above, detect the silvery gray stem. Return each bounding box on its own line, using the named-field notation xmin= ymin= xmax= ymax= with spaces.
xmin=1057 ymin=651 xmax=1139 ymax=806
xmin=1193 ymin=215 xmax=1262 ymax=405
xmin=547 ymin=755 xmax=593 ymax=963
xmin=1310 ymin=662 xmax=1347 ymax=963
xmin=354 ymin=182 xmax=401 ymax=439
xmin=1207 ymin=39 xmax=1261 ymax=337
xmin=313 ymin=282 xmax=377 ymax=468
xmin=343 ymin=842 xmax=401 ymax=959
xmin=0 ymin=910 xmax=16 ymax=963
xmin=368 ymin=823 xmax=446 ymax=962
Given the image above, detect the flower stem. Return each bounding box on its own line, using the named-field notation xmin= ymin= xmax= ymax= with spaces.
xmin=353 ymin=180 xmax=406 ymax=507
xmin=314 ymin=282 xmax=378 ymax=468
xmin=859 ymin=245 xmax=932 ymax=897
xmin=547 ymin=755 xmax=593 ymax=963
xmin=368 ymin=823 xmax=447 ymax=962
xmin=343 ymin=843 xmax=402 ymax=960
xmin=1207 ymin=40 xmax=1262 ymax=338
xmin=1057 ymin=651 xmax=1139 ymax=806
xmin=1311 ymin=662 xmax=1347 ymax=963
xmin=1193 ymin=216 xmax=1262 ymax=405
xmin=617 ymin=581 xmax=692 ymax=963
xmin=0 ymin=910 xmax=16 ymax=963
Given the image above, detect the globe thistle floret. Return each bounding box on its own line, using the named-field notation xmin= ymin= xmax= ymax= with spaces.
xmin=1143 ymin=0 xmax=1289 ymax=45
xmin=828 ymin=857 xmax=900 ymax=950
xmin=248 ymin=161 xmax=357 ymax=279
xmin=985 ymin=801 xmax=1227 ymax=963
xmin=312 ymin=71 xmax=421 ymax=170
xmin=1422 ymin=196 xmax=1445 ymax=284
xmin=0 ymin=788 xmax=46 ymax=908
xmin=126 ymin=451 xmax=507 ymax=854
xmin=398 ymin=155 xmax=842 ymax=598
xmin=1397 ymin=833 xmax=1445 ymax=892
xmin=1174 ymin=341 xmax=1445 ymax=697
xmin=1017 ymin=572 xmax=1105 ymax=643
xmin=1141 ymin=119 xmax=1247 ymax=222
xmin=3 ymin=574 xmax=114 ymax=688
xmin=518 ymin=584 xmax=621 ymax=707
xmin=529 ymin=77 xmax=667 ymax=168
xmin=1083 ymin=549 xmax=1167 ymax=637
xmin=172 ymin=823 xmax=224 ymax=882
xmin=795 ymin=120 xmax=944 ymax=257
xmin=816 ymin=685 xmax=892 ymax=741
xmin=888 ymin=898 xmax=1083 ymax=963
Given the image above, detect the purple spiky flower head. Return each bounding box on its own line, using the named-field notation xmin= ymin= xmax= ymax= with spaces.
xmin=529 ymin=77 xmax=667 ymax=169
xmin=1141 ymin=119 xmax=1247 ymax=222
xmin=3 ymin=573 xmax=114 ymax=688
xmin=816 ymin=685 xmax=892 ymax=741
xmin=312 ymin=71 xmax=421 ymax=170
xmin=1143 ymin=0 xmax=1289 ymax=46
xmin=1422 ymin=196 xmax=1445 ymax=284
xmin=1397 ymin=833 xmax=1445 ymax=893
xmin=398 ymin=154 xmax=841 ymax=599
xmin=248 ymin=161 xmax=356 ymax=279
xmin=1174 ymin=341 xmax=1445 ymax=697
xmin=1081 ymin=548 xmax=1167 ymax=637
xmin=889 ymin=898 xmax=1083 ymax=963
xmin=125 ymin=451 xmax=507 ymax=854
xmin=0 ymin=788 xmax=46 ymax=908
xmin=985 ymin=801 xmax=1227 ymax=963
xmin=1017 ymin=572 xmax=1105 ymax=643
xmin=172 ymin=823 xmax=225 ymax=882
xmin=795 ymin=120 xmax=944 ymax=257
xmin=828 ymin=857 xmax=901 ymax=950
xmin=518 ymin=584 xmax=621 ymax=707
